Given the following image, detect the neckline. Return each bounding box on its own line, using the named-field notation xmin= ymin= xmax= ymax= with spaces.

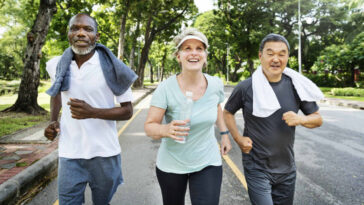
xmin=174 ymin=74 xmax=209 ymax=103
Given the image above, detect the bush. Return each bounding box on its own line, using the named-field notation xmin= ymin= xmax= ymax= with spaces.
xmin=331 ymin=88 xmax=364 ymax=97
xmin=305 ymin=73 xmax=352 ymax=87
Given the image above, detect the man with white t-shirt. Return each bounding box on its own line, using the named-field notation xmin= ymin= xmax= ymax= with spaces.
xmin=44 ymin=13 xmax=137 ymax=205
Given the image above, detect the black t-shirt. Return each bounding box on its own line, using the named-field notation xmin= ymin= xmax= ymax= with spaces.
xmin=225 ymin=74 xmax=319 ymax=173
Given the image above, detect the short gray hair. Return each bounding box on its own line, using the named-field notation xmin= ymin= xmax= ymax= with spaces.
xmin=173 ymin=28 xmax=209 ymax=55
xmin=259 ymin=33 xmax=290 ymax=53
xmin=68 ymin=13 xmax=98 ymax=32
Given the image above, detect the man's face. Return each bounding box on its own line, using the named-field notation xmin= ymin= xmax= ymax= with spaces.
xmin=259 ymin=41 xmax=289 ymax=82
xmin=68 ymin=14 xmax=100 ymax=55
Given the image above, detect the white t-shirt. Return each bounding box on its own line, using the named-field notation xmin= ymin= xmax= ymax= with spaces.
xmin=46 ymin=51 xmax=133 ymax=159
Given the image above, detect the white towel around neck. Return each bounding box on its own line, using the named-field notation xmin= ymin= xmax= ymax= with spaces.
xmin=252 ymin=66 xmax=324 ymax=118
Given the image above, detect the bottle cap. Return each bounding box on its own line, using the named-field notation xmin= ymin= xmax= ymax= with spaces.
xmin=186 ymin=91 xmax=193 ymax=97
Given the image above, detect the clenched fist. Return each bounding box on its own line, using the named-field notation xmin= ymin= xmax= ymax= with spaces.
xmin=44 ymin=121 xmax=60 ymax=141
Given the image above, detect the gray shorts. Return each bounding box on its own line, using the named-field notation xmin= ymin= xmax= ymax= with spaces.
xmin=244 ymin=161 xmax=296 ymax=205
xmin=58 ymin=154 xmax=123 ymax=205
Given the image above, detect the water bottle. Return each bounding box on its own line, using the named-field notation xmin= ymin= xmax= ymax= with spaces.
xmin=176 ymin=91 xmax=193 ymax=143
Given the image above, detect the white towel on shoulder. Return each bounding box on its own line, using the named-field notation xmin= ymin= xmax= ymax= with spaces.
xmin=252 ymin=66 xmax=324 ymax=118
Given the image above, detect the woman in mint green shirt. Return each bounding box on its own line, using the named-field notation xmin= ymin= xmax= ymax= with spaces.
xmin=144 ymin=28 xmax=231 ymax=205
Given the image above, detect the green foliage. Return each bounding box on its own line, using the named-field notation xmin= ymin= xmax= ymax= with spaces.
xmin=0 ymin=0 xmax=40 ymax=79
xmin=288 ymin=56 xmax=299 ymax=71
xmin=331 ymin=87 xmax=364 ymax=97
xmin=305 ymin=73 xmax=353 ymax=87
xmin=0 ymin=110 xmax=49 ymax=137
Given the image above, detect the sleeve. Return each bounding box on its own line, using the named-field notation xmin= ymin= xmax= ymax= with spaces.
xmin=150 ymin=81 xmax=168 ymax=109
xmin=46 ymin=56 xmax=61 ymax=83
xmin=300 ymin=101 xmax=319 ymax=115
xmin=217 ymin=77 xmax=225 ymax=104
xmin=115 ymin=87 xmax=133 ymax=103
xmin=224 ymin=83 xmax=244 ymax=114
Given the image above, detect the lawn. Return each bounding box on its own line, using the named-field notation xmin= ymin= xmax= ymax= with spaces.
xmin=0 ymin=80 xmax=51 ymax=137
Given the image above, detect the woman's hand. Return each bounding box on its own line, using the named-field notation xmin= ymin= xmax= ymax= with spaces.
xmin=161 ymin=120 xmax=190 ymax=141
xmin=220 ymin=134 xmax=232 ymax=155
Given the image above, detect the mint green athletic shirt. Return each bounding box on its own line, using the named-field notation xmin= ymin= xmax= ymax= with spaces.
xmin=150 ymin=74 xmax=224 ymax=173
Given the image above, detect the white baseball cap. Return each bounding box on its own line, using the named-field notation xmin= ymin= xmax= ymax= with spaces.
xmin=176 ymin=35 xmax=209 ymax=49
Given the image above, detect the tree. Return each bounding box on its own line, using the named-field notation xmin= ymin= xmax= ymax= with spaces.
xmin=3 ymin=0 xmax=57 ymax=114
xmin=133 ymin=0 xmax=197 ymax=87
xmin=0 ymin=0 xmax=41 ymax=80
xmin=194 ymin=11 xmax=228 ymax=76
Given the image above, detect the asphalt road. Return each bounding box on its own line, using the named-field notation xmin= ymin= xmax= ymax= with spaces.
xmin=26 ymin=87 xmax=364 ymax=205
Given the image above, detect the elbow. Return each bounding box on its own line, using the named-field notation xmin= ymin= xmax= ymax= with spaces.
xmin=125 ymin=107 xmax=133 ymax=120
xmin=223 ymin=109 xmax=232 ymax=120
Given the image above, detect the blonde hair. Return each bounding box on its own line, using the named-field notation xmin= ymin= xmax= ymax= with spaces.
xmin=173 ymin=27 xmax=209 ymax=56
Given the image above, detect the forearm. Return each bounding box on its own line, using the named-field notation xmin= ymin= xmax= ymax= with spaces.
xmin=144 ymin=122 xmax=167 ymax=140
xmin=91 ymin=102 xmax=133 ymax=121
xmin=300 ymin=112 xmax=323 ymax=128
xmin=223 ymin=109 xmax=242 ymax=142
xmin=50 ymin=93 xmax=62 ymax=121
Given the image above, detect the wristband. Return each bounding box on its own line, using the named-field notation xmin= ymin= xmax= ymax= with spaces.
xmin=220 ymin=130 xmax=230 ymax=135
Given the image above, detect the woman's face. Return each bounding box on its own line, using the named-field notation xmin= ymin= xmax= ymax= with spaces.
xmin=177 ymin=39 xmax=207 ymax=72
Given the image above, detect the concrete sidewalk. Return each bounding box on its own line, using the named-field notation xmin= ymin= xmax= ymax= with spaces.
xmin=0 ymin=87 xmax=155 ymax=205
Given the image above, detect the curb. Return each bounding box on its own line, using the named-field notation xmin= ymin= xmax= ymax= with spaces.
xmin=0 ymin=87 xmax=155 ymax=205
xmin=0 ymin=151 xmax=58 ymax=205
xmin=320 ymin=98 xmax=364 ymax=110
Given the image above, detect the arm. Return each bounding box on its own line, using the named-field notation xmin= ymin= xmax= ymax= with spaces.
xmin=216 ymin=104 xmax=232 ymax=155
xmin=67 ymin=98 xmax=133 ymax=120
xmin=44 ymin=93 xmax=62 ymax=140
xmin=144 ymin=106 xmax=189 ymax=141
xmin=282 ymin=111 xmax=323 ymax=128
xmin=223 ymin=109 xmax=253 ymax=153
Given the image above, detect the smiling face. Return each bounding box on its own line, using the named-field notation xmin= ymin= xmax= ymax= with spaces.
xmin=176 ymin=39 xmax=207 ymax=72
xmin=68 ymin=14 xmax=100 ymax=56
xmin=259 ymin=41 xmax=289 ymax=82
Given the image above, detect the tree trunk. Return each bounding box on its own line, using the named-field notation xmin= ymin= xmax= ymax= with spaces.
xmin=247 ymin=58 xmax=254 ymax=76
xmin=134 ymin=36 xmax=154 ymax=87
xmin=117 ymin=0 xmax=130 ymax=60
xmin=133 ymin=4 xmax=189 ymax=88
xmin=148 ymin=59 xmax=154 ymax=83
xmin=133 ymin=14 xmax=153 ymax=88
xmin=3 ymin=0 xmax=57 ymax=114
xmin=231 ymin=55 xmax=242 ymax=82
xmin=160 ymin=47 xmax=167 ymax=82
xmin=129 ymin=21 xmax=140 ymax=72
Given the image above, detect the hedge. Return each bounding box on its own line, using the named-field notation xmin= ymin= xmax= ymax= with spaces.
xmin=331 ymin=88 xmax=364 ymax=97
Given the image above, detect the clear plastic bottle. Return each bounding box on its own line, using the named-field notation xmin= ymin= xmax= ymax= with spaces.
xmin=176 ymin=91 xmax=193 ymax=143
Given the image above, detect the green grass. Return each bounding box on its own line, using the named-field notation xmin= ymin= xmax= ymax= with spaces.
xmin=16 ymin=162 xmax=28 ymax=167
xmin=0 ymin=111 xmax=49 ymax=136
xmin=0 ymin=80 xmax=52 ymax=137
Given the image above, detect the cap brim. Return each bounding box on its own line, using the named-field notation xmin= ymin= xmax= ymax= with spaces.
xmin=176 ymin=36 xmax=208 ymax=49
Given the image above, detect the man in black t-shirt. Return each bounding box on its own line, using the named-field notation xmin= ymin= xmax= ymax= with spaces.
xmin=223 ymin=34 xmax=323 ymax=205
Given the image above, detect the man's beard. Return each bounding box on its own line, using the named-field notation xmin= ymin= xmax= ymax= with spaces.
xmin=71 ymin=43 xmax=96 ymax=55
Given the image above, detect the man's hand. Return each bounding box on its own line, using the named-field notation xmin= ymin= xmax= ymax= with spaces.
xmin=236 ymin=136 xmax=253 ymax=154
xmin=44 ymin=121 xmax=60 ymax=141
xmin=282 ymin=111 xmax=303 ymax=126
xmin=67 ymin=98 xmax=94 ymax=119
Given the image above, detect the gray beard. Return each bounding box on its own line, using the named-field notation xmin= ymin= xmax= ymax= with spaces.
xmin=71 ymin=43 xmax=96 ymax=55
